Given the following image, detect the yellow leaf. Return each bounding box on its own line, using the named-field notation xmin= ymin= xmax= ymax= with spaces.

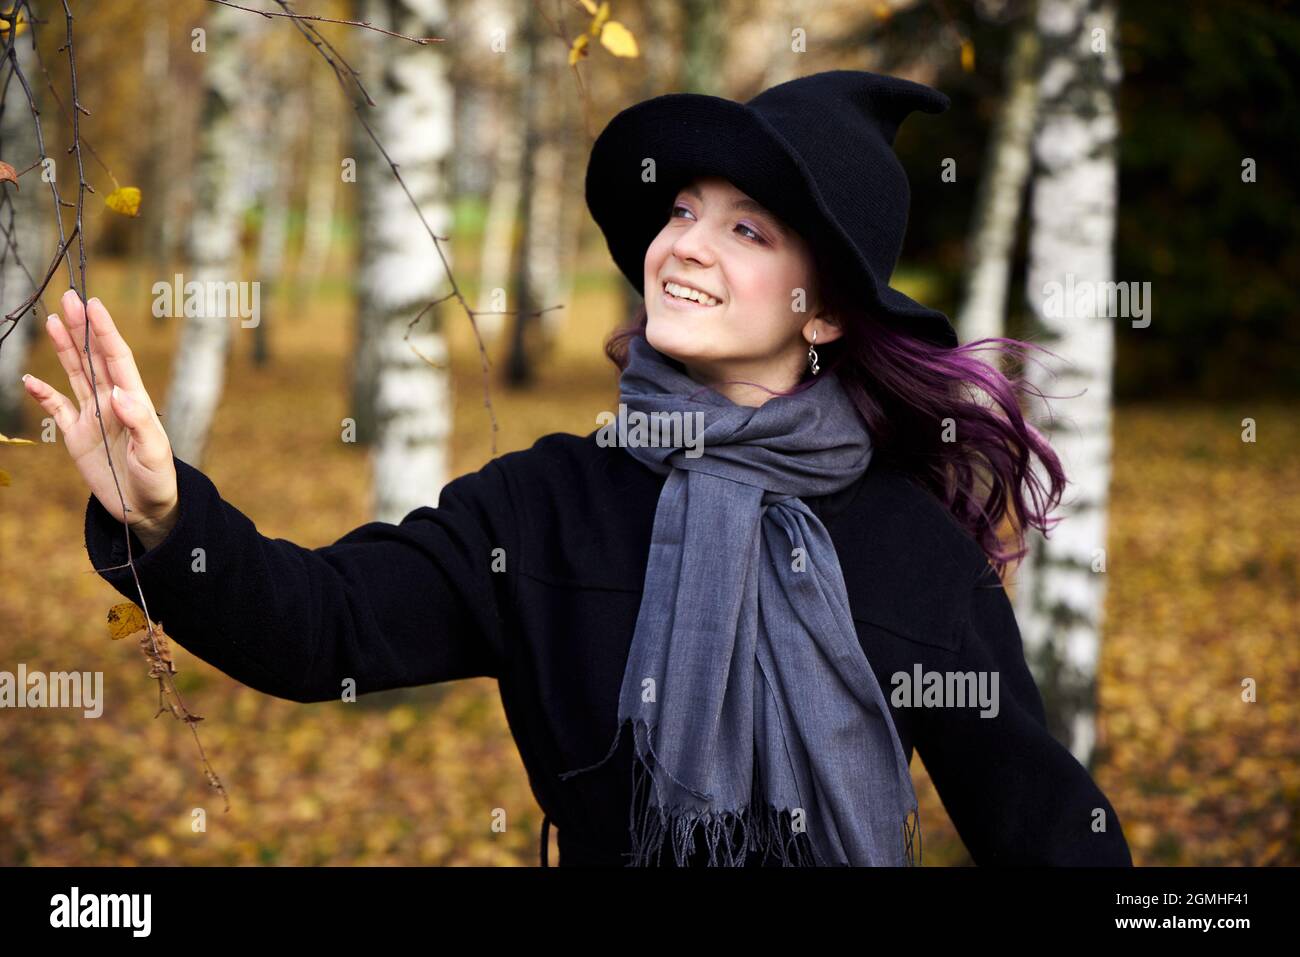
xmin=105 ymin=186 xmax=142 ymax=217
xmin=960 ymin=39 xmax=975 ymax=73
xmin=107 ymin=601 xmax=149 ymax=641
xmin=0 ymin=12 xmax=28 ymax=36
xmin=600 ymin=21 xmax=639 ymax=58
xmin=0 ymin=468 xmax=9 ymax=486
xmin=576 ymin=0 xmax=598 ymax=14
xmin=0 ymin=431 xmax=36 ymax=444
xmin=568 ymin=32 xmax=590 ymax=66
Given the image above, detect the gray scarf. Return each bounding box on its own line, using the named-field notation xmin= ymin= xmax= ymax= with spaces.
xmin=560 ymin=335 xmax=920 ymax=866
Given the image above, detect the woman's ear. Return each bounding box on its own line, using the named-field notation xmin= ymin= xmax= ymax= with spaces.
xmin=806 ymin=313 xmax=844 ymax=345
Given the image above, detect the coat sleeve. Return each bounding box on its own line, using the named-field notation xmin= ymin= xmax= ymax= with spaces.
xmin=83 ymin=453 xmax=517 ymax=703
xmin=911 ymin=560 xmax=1134 ymax=866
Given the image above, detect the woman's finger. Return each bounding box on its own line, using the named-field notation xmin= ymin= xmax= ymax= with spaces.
xmin=59 ymin=288 xmax=112 ymax=393
xmin=86 ymin=297 xmax=147 ymax=397
xmin=21 ymin=373 xmax=78 ymax=436
xmin=44 ymin=312 xmax=95 ymax=407
xmin=110 ymin=383 xmax=169 ymax=472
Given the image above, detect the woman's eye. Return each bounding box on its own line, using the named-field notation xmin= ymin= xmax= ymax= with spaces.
xmin=669 ymin=203 xmax=765 ymax=244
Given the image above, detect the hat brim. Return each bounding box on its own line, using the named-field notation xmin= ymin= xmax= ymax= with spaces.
xmin=585 ymin=93 xmax=957 ymax=349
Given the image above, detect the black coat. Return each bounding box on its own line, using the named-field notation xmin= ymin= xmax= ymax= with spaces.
xmin=83 ymin=430 xmax=1133 ymax=867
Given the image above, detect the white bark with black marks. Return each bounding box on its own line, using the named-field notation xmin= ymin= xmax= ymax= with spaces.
xmin=353 ymin=0 xmax=454 ymax=524
xmin=1016 ymin=0 xmax=1122 ymax=768
xmin=163 ymin=5 xmax=262 ymax=465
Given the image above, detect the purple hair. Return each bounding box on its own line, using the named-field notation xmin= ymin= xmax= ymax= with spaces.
xmin=605 ymin=272 xmax=1069 ymax=576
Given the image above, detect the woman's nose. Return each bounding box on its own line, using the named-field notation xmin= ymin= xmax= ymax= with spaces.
xmin=670 ymin=224 xmax=716 ymax=266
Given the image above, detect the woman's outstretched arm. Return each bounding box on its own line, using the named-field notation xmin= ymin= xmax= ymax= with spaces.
xmin=25 ymin=289 xmax=514 ymax=704
xmin=82 ymin=452 xmax=514 ymax=702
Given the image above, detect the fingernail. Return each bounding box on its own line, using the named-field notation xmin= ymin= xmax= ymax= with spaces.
xmin=112 ymin=384 xmax=128 ymax=405
xmin=21 ymin=373 xmax=31 ymax=383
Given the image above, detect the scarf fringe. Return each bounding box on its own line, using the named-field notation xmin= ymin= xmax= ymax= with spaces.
xmin=625 ymin=729 xmax=822 ymax=867
xmin=559 ymin=716 xmax=922 ymax=867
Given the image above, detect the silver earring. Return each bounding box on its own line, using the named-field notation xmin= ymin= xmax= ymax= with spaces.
xmin=807 ymin=330 xmax=820 ymax=375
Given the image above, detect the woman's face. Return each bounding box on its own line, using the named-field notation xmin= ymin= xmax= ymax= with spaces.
xmin=642 ymin=175 xmax=840 ymax=404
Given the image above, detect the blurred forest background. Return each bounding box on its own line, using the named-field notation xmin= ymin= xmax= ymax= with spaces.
xmin=0 ymin=0 xmax=1296 ymax=866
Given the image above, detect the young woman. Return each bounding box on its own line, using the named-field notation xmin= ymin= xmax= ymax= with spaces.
xmin=22 ymin=70 xmax=1132 ymax=867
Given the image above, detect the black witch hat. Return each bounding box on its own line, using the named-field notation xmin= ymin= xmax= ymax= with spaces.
xmin=585 ymin=69 xmax=955 ymax=348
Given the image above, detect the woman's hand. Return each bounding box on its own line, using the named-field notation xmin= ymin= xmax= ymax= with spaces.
xmin=21 ymin=289 xmax=179 ymax=550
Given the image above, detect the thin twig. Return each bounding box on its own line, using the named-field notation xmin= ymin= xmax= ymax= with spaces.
xmin=0 ymin=223 xmax=77 ymax=349
xmin=207 ymin=0 xmax=446 ymax=45
xmin=59 ymin=0 xmax=230 ymax=812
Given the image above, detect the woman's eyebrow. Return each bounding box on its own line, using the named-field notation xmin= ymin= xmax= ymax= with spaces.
xmin=681 ymin=184 xmax=789 ymax=238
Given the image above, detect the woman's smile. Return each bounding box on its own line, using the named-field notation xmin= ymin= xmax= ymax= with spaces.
xmin=661 ymin=279 xmax=723 ymax=310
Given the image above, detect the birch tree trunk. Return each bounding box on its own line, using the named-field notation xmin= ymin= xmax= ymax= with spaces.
xmin=297 ymin=66 xmax=339 ymax=299
xmin=524 ymin=20 xmax=569 ymax=347
xmin=505 ymin=0 xmax=540 ymax=386
xmin=0 ymin=35 xmax=48 ymax=434
xmin=1015 ymin=0 xmax=1122 ymax=767
xmin=542 ymin=117 xmax=584 ymax=346
xmin=162 ymin=5 xmax=259 ymax=465
xmin=352 ymin=0 xmax=455 ymax=524
xmin=251 ymin=65 xmax=302 ymax=367
xmin=473 ymin=0 xmax=522 ymax=346
xmin=143 ymin=14 xmax=177 ymax=326
xmin=956 ymin=19 xmax=1040 ymax=345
